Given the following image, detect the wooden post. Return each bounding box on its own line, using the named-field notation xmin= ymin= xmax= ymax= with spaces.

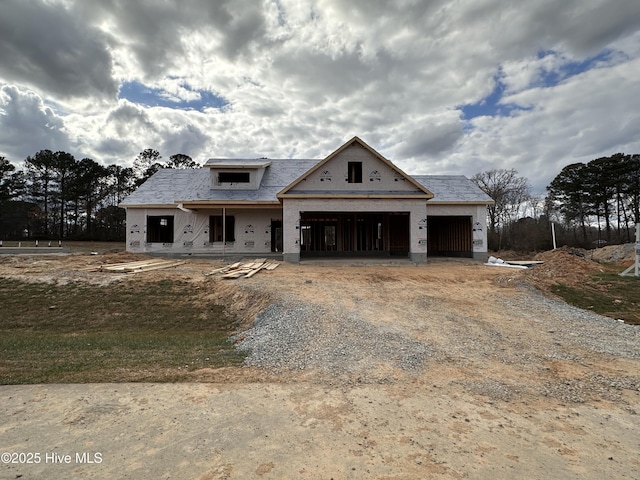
xmin=551 ymin=222 xmax=557 ymax=250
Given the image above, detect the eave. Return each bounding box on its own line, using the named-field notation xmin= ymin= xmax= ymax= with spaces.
xmin=427 ymin=200 xmax=495 ymax=205
xmin=204 ymin=160 xmax=271 ymax=169
xmin=178 ymin=200 xmax=281 ymax=209
xmin=119 ymin=203 xmax=176 ymax=209
xmin=278 ymin=193 xmax=433 ymax=200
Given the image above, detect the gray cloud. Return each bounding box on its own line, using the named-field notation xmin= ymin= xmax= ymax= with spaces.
xmin=161 ymin=123 xmax=209 ymax=159
xmin=0 ymin=0 xmax=639 ymax=196
xmin=74 ymin=0 xmax=268 ymax=79
xmin=0 ymin=85 xmax=70 ymax=161
xmin=398 ymin=122 xmax=465 ymax=159
xmin=0 ymin=0 xmax=117 ymax=100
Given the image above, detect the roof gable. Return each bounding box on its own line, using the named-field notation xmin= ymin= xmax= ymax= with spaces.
xmin=278 ymin=136 xmax=433 ymax=199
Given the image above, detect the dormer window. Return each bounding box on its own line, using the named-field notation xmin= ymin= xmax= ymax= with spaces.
xmin=206 ymin=159 xmax=270 ymax=190
xmin=218 ymin=172 xmax=250 ymax=183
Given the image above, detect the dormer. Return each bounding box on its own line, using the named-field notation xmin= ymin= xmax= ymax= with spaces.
xmin=204 ymin=159 xmax=271 ymax=190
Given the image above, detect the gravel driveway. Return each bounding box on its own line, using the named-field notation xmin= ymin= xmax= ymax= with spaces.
xmin=2 ymin=259 xmax=640 ymax=479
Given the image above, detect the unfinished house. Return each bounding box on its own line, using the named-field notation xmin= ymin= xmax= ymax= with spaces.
xmin=120 ymin=137 xmax=493 ymax=262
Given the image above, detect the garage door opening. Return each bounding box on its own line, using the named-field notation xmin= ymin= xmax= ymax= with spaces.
xmin=427 ymin=216 xmax=472 ymax=258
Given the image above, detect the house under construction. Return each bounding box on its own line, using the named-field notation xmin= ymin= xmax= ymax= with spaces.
xmin=120 ymin=136 xmax=493 ymax=262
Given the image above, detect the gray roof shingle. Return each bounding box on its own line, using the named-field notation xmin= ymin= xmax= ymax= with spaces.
xmin=121 ymin=163 xmax=493 ymax=206
xmin=415 ymin=175 xmax=493 ymax=204
xmin=120 ymin=159 xmax=320 ymax=205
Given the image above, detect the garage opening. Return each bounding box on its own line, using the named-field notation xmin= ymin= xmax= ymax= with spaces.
xmin=427 ymin=216 xmax=472 ymax=257
xmin=300 ymin=212 xmax=409 ymax=258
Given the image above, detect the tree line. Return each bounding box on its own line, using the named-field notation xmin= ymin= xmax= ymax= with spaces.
xmin=0 ymin=149 xmax=198 ymax=241
xmin=1 ymin=146 xmax=637 ymax=251
xmin=472 ymin=153 xmax=640 ymax=252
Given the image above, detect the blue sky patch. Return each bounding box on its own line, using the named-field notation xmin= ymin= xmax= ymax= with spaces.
xmin=118 ymin=81 xmax=228 ymax=111
xmin=460 ymin=49 xmax=613 ymax=121
xmin=536 ymin=49 xmax=614 ymax=88
xmin=459 ymin=78 xmax=532 ymax=121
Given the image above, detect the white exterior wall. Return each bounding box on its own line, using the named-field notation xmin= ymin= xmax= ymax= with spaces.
xmin=125 ymin=203 xmax=487 ymax=260
xmin=282 ymin=198 xmax=428 ymax=263
xmin=427 ymin=203 xmax=489 ymax=259
xmin=125 ymin=207 xmax=282 ymax=256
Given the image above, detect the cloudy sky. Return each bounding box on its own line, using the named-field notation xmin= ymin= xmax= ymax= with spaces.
xmin=1 ymin=0 xmax=639 ymax=192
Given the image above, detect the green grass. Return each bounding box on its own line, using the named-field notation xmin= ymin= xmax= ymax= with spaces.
xmin=0 ymin=278 xmax=246 ymax=384
xmin=550 ymin=270 xmax=640 ymax=325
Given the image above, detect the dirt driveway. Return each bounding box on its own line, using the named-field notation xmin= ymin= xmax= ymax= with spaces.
xmin=1 ymin=256 xmax=639 ymax=479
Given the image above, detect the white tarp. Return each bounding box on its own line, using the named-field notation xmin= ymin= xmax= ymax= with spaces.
xmin=485 ymin=256 xmax=528 ymax=269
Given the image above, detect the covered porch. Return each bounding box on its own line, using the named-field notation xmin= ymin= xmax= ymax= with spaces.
xmin=299 ymin=212 xmax=410 ymax=258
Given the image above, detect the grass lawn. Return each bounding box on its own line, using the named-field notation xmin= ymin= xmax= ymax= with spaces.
xmin=550 ymin=268 xmax=640 ymax=325
xmin=0 ymin=278 xmax=246 ymax=384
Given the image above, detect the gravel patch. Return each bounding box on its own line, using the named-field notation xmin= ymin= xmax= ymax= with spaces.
xmin=232 ymin=274 xmax=640 ymax=402
xmin=233 ymin=299 xmax=433 ymax=383
xmin=540 ymin=373 xmax=640 ymax=404
xmin=499 ymin=287 xmax=640 ymax=359
xmin=454 ymin=378 xmax=524 ymax=402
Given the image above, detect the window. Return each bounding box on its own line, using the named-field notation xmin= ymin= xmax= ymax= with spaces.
xmin=210 ymin=215 xmax=235 ymax=242
xmin=147 ymin=216 xmax=174 ymax=243
xmin=347 ymin=162 xmax=362 ymax=183
xmin=218 ymin=172 xmax=250 ymax=183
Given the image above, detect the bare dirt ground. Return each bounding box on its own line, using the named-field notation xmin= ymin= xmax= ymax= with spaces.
xmin=1 ymin=252 xmax=639 ymax=479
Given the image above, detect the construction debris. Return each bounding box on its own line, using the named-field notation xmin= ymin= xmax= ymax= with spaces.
xmin=485 ymin=256 xmax=540 ymax=269
xmin=90 ymin=258 xmax=186 ymax=273
xmin=205 ymin=259 xmax=279 ymax=279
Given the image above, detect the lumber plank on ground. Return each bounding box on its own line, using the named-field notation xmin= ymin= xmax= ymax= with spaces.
xmin=100 ymin=259 xmax=169 ymax=271
xmin=244 ymin=263 xmax=268 ymax=278
xmin=208 ymin=259 xmax=278 ymax=279
xmin=81 ymin=259 xmax=154 ymax=272
xmin=99 ymin=259 xmax=164 ymax=270
xmin=205 ymin=265 xmax=234 ymax=276
xmin=222 ymin=269 xmax=252 ymax=279
xmin=99 ymin=259 xmax=185 ymax=273
xmin=123 ymin=260 xmax=186 ymax=273
xmin=244 ymin=259 xmax=266 ymax=269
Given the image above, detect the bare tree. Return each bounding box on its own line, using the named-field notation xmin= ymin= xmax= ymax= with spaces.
xmin=472 ymin=169 xmax=531 ymax=235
